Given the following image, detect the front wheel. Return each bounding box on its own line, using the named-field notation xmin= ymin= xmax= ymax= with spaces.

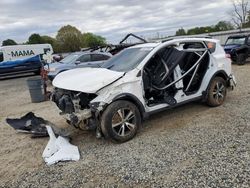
xmin=206 ymin=77 xmax=227 ymax=107
xmin=101 ymin=100 xmax=141 ymax=143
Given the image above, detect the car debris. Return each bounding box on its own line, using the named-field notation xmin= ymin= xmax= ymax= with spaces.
xmin=6 ymin=112 xmax=80 ymax=165
xmin=5 ymin=112 xmax=73 ymax=138
xmin=51 ymin=37 xmax=236 ymax=143
xmin=6 ymin=112 xmax=49 ymax=137
xmin=43 ymin=126 xmax=80 ymax=165
xmin=82 ymin=33 xmax=148 ymax=55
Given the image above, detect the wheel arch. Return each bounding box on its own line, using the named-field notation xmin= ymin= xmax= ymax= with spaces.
xmin=202 ymin=70 xmax=229 ymax=101
xmin=112 ymin=93 xmax=146 ymax=119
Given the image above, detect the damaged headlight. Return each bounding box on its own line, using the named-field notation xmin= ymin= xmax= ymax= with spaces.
xmin=89 ymin=102 xmax=106 ymax=112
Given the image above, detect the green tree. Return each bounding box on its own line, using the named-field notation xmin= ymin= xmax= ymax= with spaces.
xmin=175 ymin=28 xmax=186 ymax=36
xmin=56 ymin=25 xmax=83 ymax=52
xmin=2 ymin=39 xmax=17 ymax=46
xmin=82 ymin=32 xmax=106 ymax=48
xmin=214 ymin=21 xmax=234 ymax=31
xmin=41 ymin=35 xmax=61 ymax=53
xmin=27 ymin=33 xmax=44 ymax=44
xmin=187 ymin=26 xmax=215 ymax=35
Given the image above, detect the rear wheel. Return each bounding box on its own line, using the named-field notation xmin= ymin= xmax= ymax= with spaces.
xmin=236 ymin=53 xmax=246 ymax=65
xmin=101 ymin=100 xmax=141 ymax=143
xmin=207 ymin=77 xmax=227 ymax=107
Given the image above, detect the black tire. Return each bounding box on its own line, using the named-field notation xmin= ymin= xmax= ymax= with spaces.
xmin=101 ymin=100 xmax=141 ymax=143
xmin=236 ymin=53 xmax=246 ymax=65
xmin=207 ymin=77 xmax=227 ymax=107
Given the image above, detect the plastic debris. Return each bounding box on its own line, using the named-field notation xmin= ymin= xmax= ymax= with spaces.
xmin=42 ymin=126 xmax=80 ymax=165
xmin=6 ymin=112 xmax=48 ymax=137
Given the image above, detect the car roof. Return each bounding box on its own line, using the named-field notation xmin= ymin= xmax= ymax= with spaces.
xmin=228 ymin=34 xmax=249 ymax=38
xmin=129 ymin=43 xmax=160 ymax=48
xmin=130 ymin=37 xmax=219 ymax=49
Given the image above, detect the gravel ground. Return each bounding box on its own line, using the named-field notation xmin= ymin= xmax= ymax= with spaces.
xmin=0 ymin=65 xmax=249 ymax=188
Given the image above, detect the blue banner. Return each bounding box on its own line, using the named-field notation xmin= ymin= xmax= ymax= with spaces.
xmin=0 ymin=55 xmax=41 ymax=68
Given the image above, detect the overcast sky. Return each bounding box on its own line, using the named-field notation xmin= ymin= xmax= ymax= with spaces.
xmin=0 ymin=0 xmax=232 ymax=44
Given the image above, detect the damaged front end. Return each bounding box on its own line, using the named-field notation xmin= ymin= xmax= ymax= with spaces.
xmin=51 ymin=88 xmax=104 ymax=131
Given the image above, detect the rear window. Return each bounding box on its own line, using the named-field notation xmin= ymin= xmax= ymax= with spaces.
xmin=0 ymin=52 xmax=3 ymax=62
xmin=205 ymin=41 xmax=216 ymax=53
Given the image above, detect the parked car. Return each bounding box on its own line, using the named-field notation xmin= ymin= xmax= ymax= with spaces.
xmin=224 ymin=34 xmax=250 ymax=65
xmin=0 ymin=44 xmax=53 ymax=76
xmin=51 ymin=38 xmax=236 ymax=143
xmin=47 ymin=51 xmax=112 ymax=80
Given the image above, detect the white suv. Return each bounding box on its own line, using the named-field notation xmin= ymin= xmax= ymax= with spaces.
xmin=52 ymin=38 xmax=236 ymax=143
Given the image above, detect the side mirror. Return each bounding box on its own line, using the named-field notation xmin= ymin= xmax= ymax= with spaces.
xmin=75 ymin=61 xmax=81 ymax=65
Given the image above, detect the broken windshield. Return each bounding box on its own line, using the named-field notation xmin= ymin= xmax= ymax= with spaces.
xmin=102 ymin=47 xmax=152 ymax=72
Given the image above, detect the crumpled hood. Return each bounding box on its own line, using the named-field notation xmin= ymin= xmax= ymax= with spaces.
xmin=52 ymin=68 xmax=124 ymax=93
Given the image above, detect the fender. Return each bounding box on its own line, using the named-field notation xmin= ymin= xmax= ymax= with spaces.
xmin=112 ymin=93 xmax=147 ymax=119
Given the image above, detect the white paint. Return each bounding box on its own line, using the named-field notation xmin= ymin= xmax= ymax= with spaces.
xmin=0 ymin=44 xmax=53 ymax=61
xmin=52 ymin=67 xmax=124 ymax=93
xmin=42 ymin=126 xmax=80 ymax=166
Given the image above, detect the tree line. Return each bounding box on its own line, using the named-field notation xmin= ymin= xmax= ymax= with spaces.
xmin=1 ymin=25 xmax=106 ymax=53
xmin=175 ymin=0 xmax=250 ymax=36
xmin=175 ymin=21 xmax=235 ymax=36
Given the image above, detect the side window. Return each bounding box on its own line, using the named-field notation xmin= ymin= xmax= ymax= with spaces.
xmin=77 ymin=54 xmax=91 ymax=63
xmin=181 ymin=42 xmax=205 ymax=49
xmin=91 ymin=54 xmax=110 ymax=61
xmin=0 ymin=52 xmax=3 ymax=62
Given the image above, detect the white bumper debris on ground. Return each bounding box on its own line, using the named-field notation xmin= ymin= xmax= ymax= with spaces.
xmin=42 ymin=126 xmax=80 ymax=165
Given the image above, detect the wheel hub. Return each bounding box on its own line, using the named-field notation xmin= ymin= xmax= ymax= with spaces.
xmin=112 ymin=108 xmax=136 ymax=137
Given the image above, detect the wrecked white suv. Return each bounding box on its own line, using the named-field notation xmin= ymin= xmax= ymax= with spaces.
xmin=52 ymin=38 xmax=236 ymax=143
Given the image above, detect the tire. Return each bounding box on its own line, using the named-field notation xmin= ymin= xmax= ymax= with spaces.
xmin=207 ymin=77 xmax=227 ymax=107
xmin=236 ymin=53 xmax=246 ymax=65
xmin=101 ymin=100 xmax=141 ymax=143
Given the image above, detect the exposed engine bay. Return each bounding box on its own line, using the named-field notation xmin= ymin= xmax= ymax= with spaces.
xmin=51 ymin=89 xmax=99 ymax=130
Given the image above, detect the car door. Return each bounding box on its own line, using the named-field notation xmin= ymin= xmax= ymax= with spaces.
xmin=142 ymin=41 xmax=210 ymax=107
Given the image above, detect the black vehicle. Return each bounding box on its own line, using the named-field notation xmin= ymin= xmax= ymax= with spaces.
xmin=224 ymin=34 xmax=250 ymax=65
